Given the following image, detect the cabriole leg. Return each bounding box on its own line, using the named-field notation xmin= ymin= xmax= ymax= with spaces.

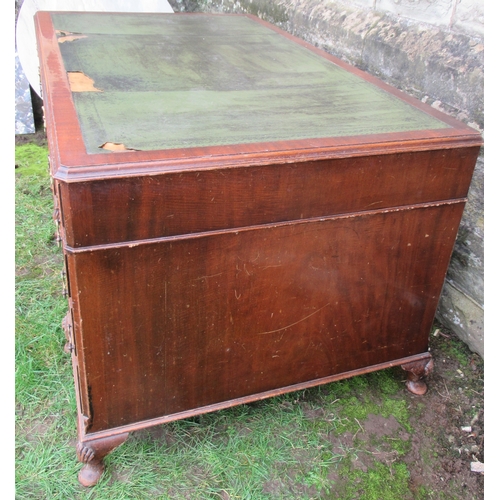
xmin=76 ymin=433 xmax=129 ymax=487
xmin=401 ymin=357 xmax=434 ymax=396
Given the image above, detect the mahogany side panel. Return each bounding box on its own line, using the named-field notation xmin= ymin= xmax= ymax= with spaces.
xmin=59 ymin=147 xmax=479 ymax=248
xmin=66 ymin=202 xmax=464 ymax=434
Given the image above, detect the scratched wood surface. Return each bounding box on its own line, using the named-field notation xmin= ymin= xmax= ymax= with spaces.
xmin=51 ymin=12 xmax=449 ymax=153
xmin=67 ymin=202 xmax=465 ymax=432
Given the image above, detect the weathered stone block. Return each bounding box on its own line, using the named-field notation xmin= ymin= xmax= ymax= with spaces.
xmin=376 ymin=0 xmax=455 ymax=27
xmin=436 ymin=282 xmax=484 ymax=357
xmin=447 ymin=156 xmax=484 ymax=307
xmin=454 ymin=0 xmax=484 ymax=35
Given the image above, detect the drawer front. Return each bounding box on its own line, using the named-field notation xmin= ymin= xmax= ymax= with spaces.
xmin=59 ymin=147 xmax=478 ymax=248
xmin=67 ymin=201 xmax=463 ymax=433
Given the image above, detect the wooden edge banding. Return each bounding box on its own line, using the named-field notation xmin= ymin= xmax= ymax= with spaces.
xmin=34 ymin=12 xmax=89 ymax=161
xmin=52 ymin=139 xmax=483 ymax=183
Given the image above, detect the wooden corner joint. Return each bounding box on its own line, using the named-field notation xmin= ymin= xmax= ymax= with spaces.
xmin=76 ymin=433 xmax=129 ymax=487
xmin=401 ymin=356 xmax=434 ymax=396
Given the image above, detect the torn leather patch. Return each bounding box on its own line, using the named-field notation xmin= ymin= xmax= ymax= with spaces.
xmin=99 ymin=142 xmax=140 ymax=152
xmin=56 ymin=30 xmax=87 ymax=43
xmin=67 ymin=71 xmax=102 ymax=92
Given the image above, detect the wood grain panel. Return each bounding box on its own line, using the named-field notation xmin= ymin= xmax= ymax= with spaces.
xmin=60 ymin=147 xmax=478 ymax=247
xmin=67 ymin=202 xmax=464 ymax=432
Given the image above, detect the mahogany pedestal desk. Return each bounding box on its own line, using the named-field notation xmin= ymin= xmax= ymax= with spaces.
xmin=35 ymin=11 xmax=482 ymax=486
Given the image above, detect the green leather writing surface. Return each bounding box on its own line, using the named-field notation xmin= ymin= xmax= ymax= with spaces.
xmin=52 ymin=13 xmax=449 ymax=153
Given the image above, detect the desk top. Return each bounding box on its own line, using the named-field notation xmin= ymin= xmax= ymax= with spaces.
xmin=35 ymin=12 xmax=482 ymax=179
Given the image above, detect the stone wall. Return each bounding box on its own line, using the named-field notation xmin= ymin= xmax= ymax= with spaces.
xmin=173 ymin=0 xmax=484 ymax=357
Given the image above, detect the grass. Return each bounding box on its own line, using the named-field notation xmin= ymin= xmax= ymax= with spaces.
xmin=15 ymin=143 xmax=77 ymax=498
xmin=15 ymin=142 xmax=483 ymax=499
